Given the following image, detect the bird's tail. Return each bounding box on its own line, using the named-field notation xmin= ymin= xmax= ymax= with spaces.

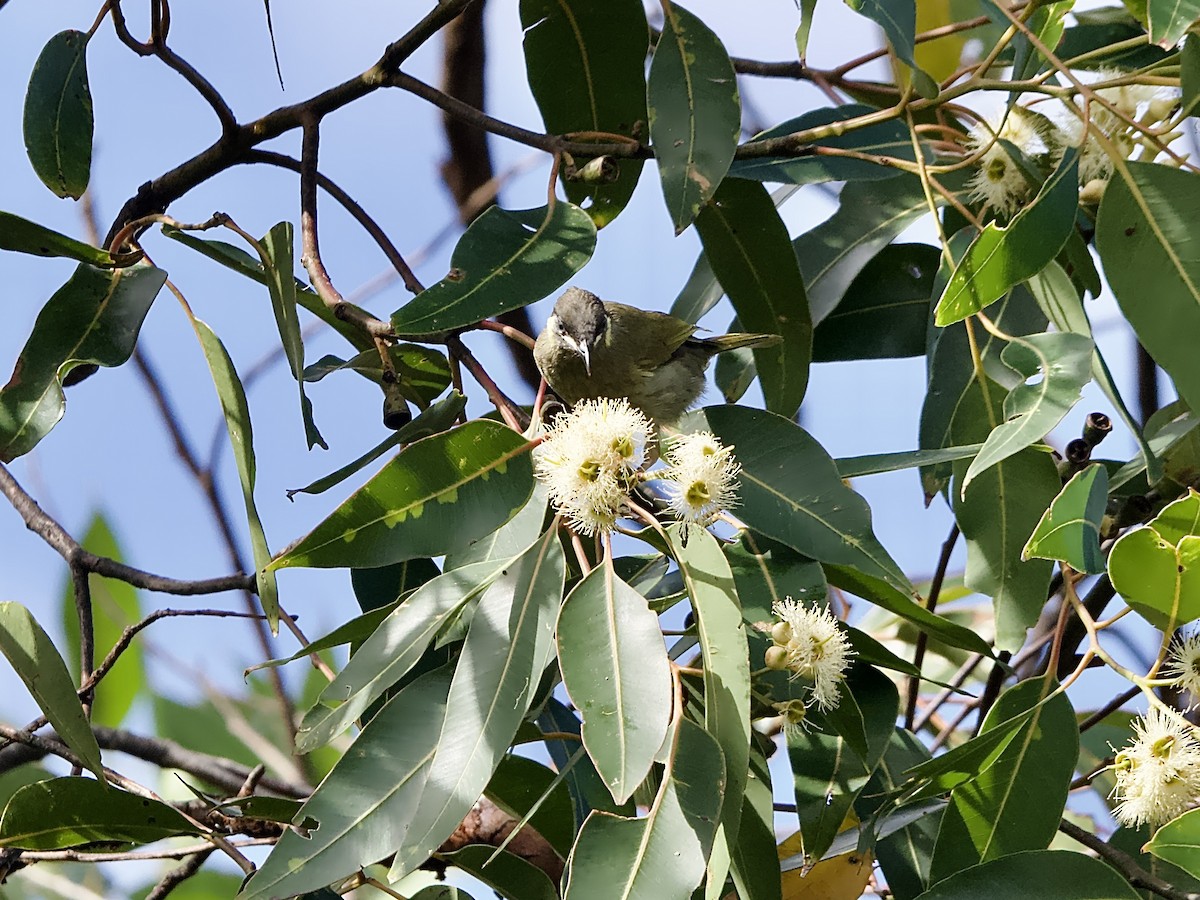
xmin=699 ymin=332 xmax=784 ymax=353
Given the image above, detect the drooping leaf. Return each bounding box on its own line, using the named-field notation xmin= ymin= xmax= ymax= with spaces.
xmin=538 ymin=697 xmax=632 ymax=831
xmin=0 ymin=262 xmax=166 ymax=462
xmin=961 ymin=331 xmax=1093 ymax=492
xmin=1108 ymin=489 xmax=1200 ymax=630
xmin=910 ymin=850 xmax=1141 ymax=899
xmin=286 ymin=392 xmax=468 ymax=500
xmin=927 ymin=678 xmax=1077 ymax=881
xmin=694 ymin=177 xmax=812 ymax=416
xmin=520 ymin=0 xmax=649 ymax=227
xmin=61 ymin=515 xmax=142 ymax=730
xmin=23 ymin=30 xmax=93 ymax=199
xmin=388 ymin=528 xmax=565 ymax=881
xmin=0 ymin=603 xmax=104 ymax=782
xmin=790 ymin=665 xmax=899 ymax=862
xmin=1184 ymin=32 xmax=1200 ymax=117
xmin=390 ymin=204 xmax=596 ymax=336
xmin=303 ymin=344 xmax=452 ymax=409
xmin=272 ymin=420 xmax=534 ymax=569
xmin=670 ymin=525 xmax=751 ymax=892
xmin=563 ymin=719 xmax=725 ymax=900
xmin=239 ymin=669 xmax=452 ymax=900
xmin=812 ymin=243 xmax=940 ymax=362
xmin=797 ymin=175 xmax=957 ymax=323
xmin=0 ymin=777 xmax=198 ymax=849
xmin=669 ymin=252 xmax=724 ymax=323
xmin=258 ymin=222 xmax=325 ymax=449
xmin=731 ymin=104 xmax=925 ymax=185
xmin=1023 ymin=464 xmax=1108 ymax=573
xmin=935 ymin=153 xmax=1080 ymax=326
xmin=162 ymin=226 xmax=372 ymax=351
xmin=1057 ymin=16 xmax=1170 ymax=69
xmin=843 ymin=0 xmax=939 ymax=97
xmin=647 ymin=3 xmax=741 ymax=233
xmin=446 ymin=483 xmax=549 ymax=570
xmin=185 ymin=317 xmax=279 ymax=632
xmin=695 ymin=405 xmax=911 ymax=594
xmin=0 ymin=211 xmax=114 ymax=266
xmin=1096 ymin=162 xmax=1200 ymax=414
xmin=296 ymin=559 xmax=504 ymax=752
xmin=1147 ymin=0 xmax=1200 ymax=46
xmin=729 ymin=745 xmax=781 ymax=900
xmin=557 ymin=565 xmax=671 ymax=805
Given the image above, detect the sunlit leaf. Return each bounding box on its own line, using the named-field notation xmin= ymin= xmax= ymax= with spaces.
xmin=0 ymin=603 xmax=104 ymax=782
xmin=0 ymin=262 xmax=166 ymax=462
xmin=695 ymin=177 xmax=812 ymax=416
xmin=647 ymin=4 xmax=740 ymax=233
xmin=23 ymin=30 xmax=92 ymax=199
xmin=1146 ymin=808 xmax=1200 ymax=879
xmin=0 ymin=778 xmax=198 ymax=849
xmin=557 ymin=565 xmax=671 ymax=805
xmin=1022 ymin=464 xmax=1108 ymax=573
xmin=1147 ymin=0 xmax=1200 ymax=46
xmin=272 ymin=420 xmax=534 ymax=569
xmin=391 ymin=204 xmax=596 ymax=336
xmin=844 ymin=0 xmax=939 ymax=97
xmin=1108 ymin=489 xmax=1200 ymax=630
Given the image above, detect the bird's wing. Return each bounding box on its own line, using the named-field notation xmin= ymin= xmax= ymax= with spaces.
xmin=605 ymin=302 xmax=699 ymax=368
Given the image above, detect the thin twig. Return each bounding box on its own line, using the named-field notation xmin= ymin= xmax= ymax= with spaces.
xmin=904 ymin=525 xmax=959 ymax=730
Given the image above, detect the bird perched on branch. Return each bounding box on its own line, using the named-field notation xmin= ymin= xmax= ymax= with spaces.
xmin=534 ymin=286 xmax=781 ymax=425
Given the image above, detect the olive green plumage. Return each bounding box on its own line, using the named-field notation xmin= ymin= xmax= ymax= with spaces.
xmin=534 ymin=286 xmax=782 ymax=424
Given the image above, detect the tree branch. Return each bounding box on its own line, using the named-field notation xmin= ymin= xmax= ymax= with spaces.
xmin=1058 ymin=819 xmax=1200 ymax=900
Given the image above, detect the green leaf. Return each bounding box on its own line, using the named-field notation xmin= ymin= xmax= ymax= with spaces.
xmin=813 ymin=243 xmax=940 ymax=362
xmin=1027 ymin=259 xmax=1159 ymax=484
xmin=798 ymin=175 xmax=955 ymax=323
xmin=0 ymin=262 xmax=166 ymax=462
xmin=0 ymin=602 xmax=104 ymax=782
xmin=0 ymin=211 xmax=114 ymax=266
xmin=304 ymin=344 xmax=452 ymax=409
xmin=935 ymin=153 xmax=1080 ymax=326
xmin=731 ymin=105 xmax=926 ymax=184
xmin=185 ymin=317 xmax=279 ymax=632
xmin=961 ymin=331 xmax=1093 ymax=492
xmin=23 ymin=30 xmax=93 ymax=199
xmin=259 ymin=222 xmax=325 ymax=450
xmin=955 ymin=444 xmax=1060 ymax=652
xmin=239 ymin=669 xmax=452 ymax=900
xmin=669 ymin=252 xmax=724 ymax=323
xmin=728 ymin=746 xmax=782 ymax=900
xmin=484 ymin=754 xmax=576 ymax=859
xmin=160 ymin=226 xmax=372 ymax=351
xmin=1096 ymin=163 xmax=1200 ymax=414
xmin=0 ymin=777 xmax=199 ymax=849
xmin=1023 ymin=464 xmax=1108 ymax=573
xmin=694 ymin=177 xmax=813 ymax=416
xmin=390 ymin=204 xmax=596 ymax=336
xmin=388 ymin=528 xmax=565 ymax=881
xmin=519 ymin=0 xmax=649 ymax=227
xmin=928 ymin=678 xmax=1077 ymax=881
xmin=844 ymin=0 xmax=939 ymax=98
xmin=790 ymin=665 xmax=899 ymax=862
xmin=272 ymin=420 xmax=534 ymax=569
xmin=447 ymin=483 xmax=549 ymax=570
xmin=911 ymin=850 xmax=1141 ymax=899
xmin=695 ymin=405 xmax=911 ymax=594
xmin=1108 ymin=489 xmax=1200 ymax=630
xmin=296 ymin=559 xmax=503 ymax=752
xmin=1148 ymin=0 xmax=1200 ymax=45
xmin=446 ymin=846 xmax=558 ymax=900
xmin=1145 ymin=808 xmax=1200 ymax=878
xmin=1057 ymin=18 xmax=1170 ymax=70
xmin=647 ymin=4 xmax=741 ymax=233
xmin=563 ymin=718 xmax=725 ymax=900
xmin=538 ymin=697 xmax=632 ymax=830
xmin=836 ymin=444 xmax=985 ymax=479
xmin=670 ymin=525 xmax=751 ymax=892
xmin=285 ymin=392 xmax=468 ymax=500
xmin=557 ymin=565 xmax=671 ymax=805
xmin=61 ymin=515 xmax=142 ymax=729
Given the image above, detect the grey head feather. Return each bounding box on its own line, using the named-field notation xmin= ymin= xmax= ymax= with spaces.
xmin=552 ymin=287 xmax=609 ymax=352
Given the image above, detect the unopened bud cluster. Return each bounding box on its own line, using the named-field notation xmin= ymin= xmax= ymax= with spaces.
xmin=532 ymin=398 xmax=740 ymax=536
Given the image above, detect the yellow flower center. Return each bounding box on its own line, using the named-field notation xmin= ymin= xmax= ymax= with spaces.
xmin=685 ymin=480 xmax=711 ymax=506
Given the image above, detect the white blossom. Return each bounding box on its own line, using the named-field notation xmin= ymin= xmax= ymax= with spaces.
xmin=965 ymin=109 xmax=1049 ymax=215
xmin=1111 ymin=707 xmax=1200 ymax=829
xmin=533 ymin=398 xmax=652 ymax=535
xmin=768 ymin=598 xmax=854 ymax=711
xmin=1165 ymin=633 xmax=1200 ymax=703
xmin=661 ymin=431 xmax=740 ymax=529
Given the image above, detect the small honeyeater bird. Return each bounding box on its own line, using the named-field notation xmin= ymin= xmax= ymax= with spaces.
xmin=534 ymin=286 xmax=782 ymax=424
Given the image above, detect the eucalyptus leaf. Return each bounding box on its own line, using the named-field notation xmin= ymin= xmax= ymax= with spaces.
xmin=23 ymin=30 xmax=92 ymax=199
xmin=1108 ymin=490 xmax=1200 ymax=630
xmin=0 ymin=211 xmax=114 ymax=266
xmin=1145 ymin=808 xmax=1200 ymax=879
xmin=648 ymin=4 xmax=741 ymax=233
xmin=391 ymin=204 xmax=596 ymax=336
xmin=844 ymin=0 xmax=939 ymax=97
xmin=911 ymin=850 xmax=1141 ymax=899
xmin=1147 ymin=0 xmax=1200 ymax=46
xmin=1022 ymin=464 xmax=1108 ymax=573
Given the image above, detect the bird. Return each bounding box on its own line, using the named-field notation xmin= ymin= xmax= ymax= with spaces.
xmin=533 ymin=286 xmax=782 ymax=424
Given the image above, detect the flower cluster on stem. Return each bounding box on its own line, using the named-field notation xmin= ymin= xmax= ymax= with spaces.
xmin=764 ymin=598 xmax=854 ymax=712
xmin=1110 ymin=707 xmax=1200 ymax=829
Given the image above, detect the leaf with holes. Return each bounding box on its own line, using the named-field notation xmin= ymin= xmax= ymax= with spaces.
xmin=391 ymin=204 xmax=596 ymax=336
xmin=647 ymin=4 xmax=740 ymax=233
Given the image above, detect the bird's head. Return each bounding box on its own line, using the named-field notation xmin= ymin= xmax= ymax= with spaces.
xmin=547 ymin=287 xmax=609 ymax=375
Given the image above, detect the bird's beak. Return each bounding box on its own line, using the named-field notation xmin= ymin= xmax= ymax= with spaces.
xmin=578 ymin=342 xmax=592 ymax=376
